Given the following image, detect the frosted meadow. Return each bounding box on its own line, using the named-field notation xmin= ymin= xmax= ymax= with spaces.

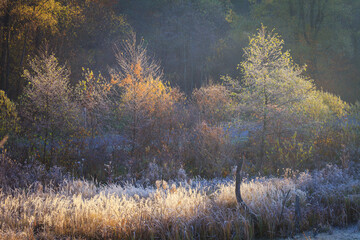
xmin=1 ymin=165 xmax=359 ymax=239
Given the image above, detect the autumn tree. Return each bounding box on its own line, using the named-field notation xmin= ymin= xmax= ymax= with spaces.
xmin=75 ymin=69 xmax=111 ymax=140
xmin=0 ymin=0 xmax=129 ymax=99
xmin=111 ymin=33 xmax=184 ymax=175
xmin=20 ymin=49 xmax=77 ymax=167
xmin=0 ymin=0 xmax=82 ymax=97
xmin=226 ymin=25 xmax=314 ymax=169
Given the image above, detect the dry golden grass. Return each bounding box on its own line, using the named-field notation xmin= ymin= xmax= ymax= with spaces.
xmin=0 ymin=167 xmax=359 ymax=239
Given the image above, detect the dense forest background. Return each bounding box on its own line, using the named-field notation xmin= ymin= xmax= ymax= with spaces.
xmin=1 ymin=0 xmax=359 ymax=102
xmin=1 ymin=0 xmax=360 ymax=183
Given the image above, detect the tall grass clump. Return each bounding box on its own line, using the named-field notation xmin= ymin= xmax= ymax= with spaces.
xmin=0 ymin=165 xmax=359 ymax=239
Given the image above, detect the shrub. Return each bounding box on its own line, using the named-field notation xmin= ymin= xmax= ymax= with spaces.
xmin=0 ymin=152 xmax=68 ymax=190
xmin=192 ymin=84 xmax=232 ymax=125
xmin=183 ymin=121 xmax=235 ymax=178
xmin=296 ymin=89 xmax=348 ymax=123
xmin=266 ymin=132 xmax=314 ymax=171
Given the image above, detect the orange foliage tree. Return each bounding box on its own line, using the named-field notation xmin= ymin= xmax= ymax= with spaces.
xmin=111 ymin=33 xmax=184 ymax=177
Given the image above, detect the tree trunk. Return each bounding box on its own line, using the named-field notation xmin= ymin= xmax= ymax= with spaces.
xmin=289 ymin=0 xmax=295 ymax=17
xmin=35 ymin=26 xmax=42 ymax=50
xmin=43 ymin=128 xmax=48 ymax=168
xmin=5 ymin=26 xmax=10 ymax=95
xmin=19 ymin=28 xmax=28 ymax=67
xmin=351 ymin=32 xmax=359 ymax=62
xmin=258 ymin=85 xmax=268 ymax=171
xmin=235 ymin=154 xmax=257 ymax=222
xmin=14 ymin=29 xmax=28 ymax=98
xmin=183 ymin=33 xmax=187 ymax=93
xmin=0 ymin=9 xmax=10 ymax=91
xmin=130 ymin=107 xmax=137 ymax=158
xmin=235 ymin=156 xmax=245 ymax=204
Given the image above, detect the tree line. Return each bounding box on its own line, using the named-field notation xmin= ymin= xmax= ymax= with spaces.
xmin=1 ymin=25 xmax=358 ymax=182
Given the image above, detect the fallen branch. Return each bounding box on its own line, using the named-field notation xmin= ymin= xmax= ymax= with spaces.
xmin=278 ymin=189 xmax=291 ymax=223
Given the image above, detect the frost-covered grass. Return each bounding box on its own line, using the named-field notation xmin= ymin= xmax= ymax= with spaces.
xmin=0 ymin=165 xmax=359 ymax=239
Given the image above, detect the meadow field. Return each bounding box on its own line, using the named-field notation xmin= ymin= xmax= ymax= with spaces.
xmin=1 ymin=165 xmax=359 ymax=240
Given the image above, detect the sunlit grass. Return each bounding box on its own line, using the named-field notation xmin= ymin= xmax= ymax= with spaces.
xmin=0 ymin=165 xmax=359 ymax=239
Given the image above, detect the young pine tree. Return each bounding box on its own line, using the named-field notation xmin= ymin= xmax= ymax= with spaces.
xmin=225 ymin=25 xmax=314 ymax=170
xmin=21 ymin=49 xmax=77 ymax=167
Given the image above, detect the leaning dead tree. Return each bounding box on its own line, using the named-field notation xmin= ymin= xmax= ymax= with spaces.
xmin=235 ymin=154 xmax=246 ymax=205
xmin=235 ymin=153 xmax=257 ymax=221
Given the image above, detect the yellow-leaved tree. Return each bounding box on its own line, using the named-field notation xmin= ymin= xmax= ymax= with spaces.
xmin=75 ymin=69 xmax=111 ymax=139
xmin=225 ymin=25 xmax=314 ymax=169
xmin=226 ymin=25 xmax=349 ymax=172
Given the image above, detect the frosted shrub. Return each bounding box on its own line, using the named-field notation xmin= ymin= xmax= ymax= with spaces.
xmin=145 ymin=161 xmax=160 ymax=183
xmin=177 ymin=166 xmax=187 ymax=181
xmin=0 ymin=153 xmax=69 ymax=190
xmin=184 ymin=121 xmax=235 ymax=177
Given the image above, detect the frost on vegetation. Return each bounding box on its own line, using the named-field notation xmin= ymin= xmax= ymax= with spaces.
xmin=99 ymin=183 xmax=156 ymax=198
xmin=0 ymin=154 xmax=69 ymax=190
xmin=0 ymin=165 xmax=359 ymax=239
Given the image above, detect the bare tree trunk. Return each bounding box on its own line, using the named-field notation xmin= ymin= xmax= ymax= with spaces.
xmin=5 ymin=26 xmax=10 ymax=95
xmin=0 ymin=9 xmax=10 ymax=91
xmin=130 ymin=106 xmax=137 ymax=158
xmin=183 ymin=33 xmax=187 ymax=93
xmin=43 ymin=128 xmax=48 ymax=168
xmin=236 ymin=154 xmax=257 ymax=222
xmin=19 ymin=28 xmax=27 ymax=67
xmin=235 ymin=156 xmax=245 ymax=205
